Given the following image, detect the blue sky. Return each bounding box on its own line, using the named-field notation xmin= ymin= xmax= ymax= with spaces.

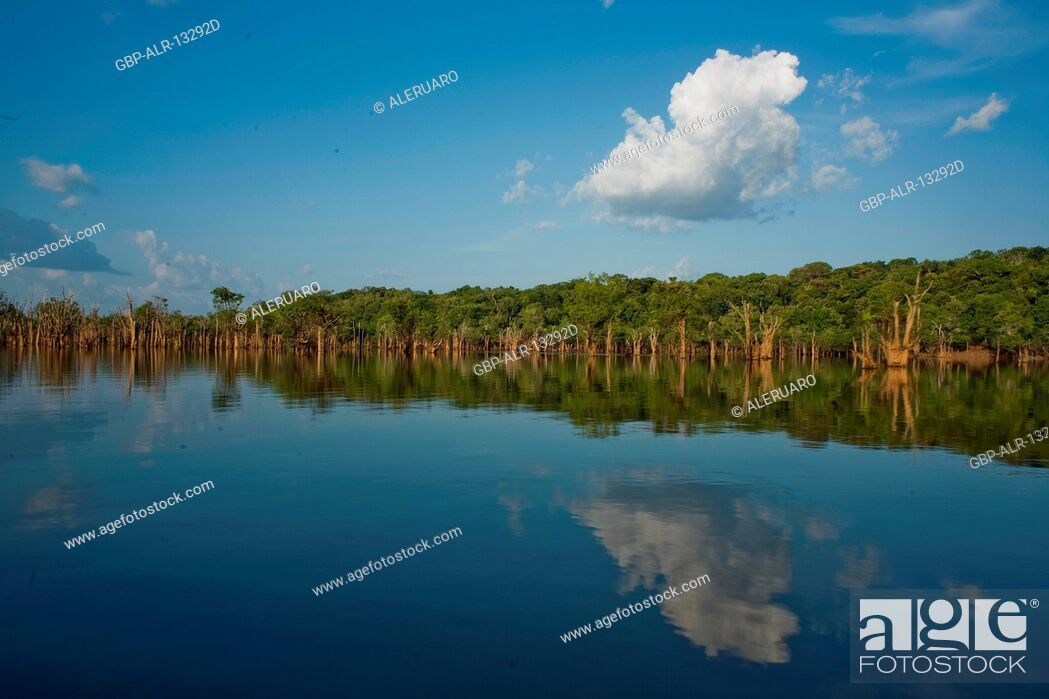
xmin=1 ymin=0 xmax=1047 ymax=313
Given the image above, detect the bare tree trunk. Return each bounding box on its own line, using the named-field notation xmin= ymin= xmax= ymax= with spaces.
xmin=125 ymin=293 xmax=137 ymax=350
xmin=879 ymin=272 xmax=929 ymax=368
xmin=756 ymin=310 xmax=783 ymax=360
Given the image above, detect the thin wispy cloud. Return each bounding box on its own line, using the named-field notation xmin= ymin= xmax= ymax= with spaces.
xmin=364 ymin=268 xmax=403 ymax=281
xmin=631 ymin=257 xmax=694 ymax=280
xmin=946 ymin=93 xmax=1010 ymax=135
xmin=817 ymin=68 xmax=870 ymax=113
xmin=830 ymin=0 xmax=1047 ymax=81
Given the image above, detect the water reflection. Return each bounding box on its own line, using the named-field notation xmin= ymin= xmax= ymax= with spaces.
xmin=22 ymin=482 xmax=79 ymax=530
xmin=1 ymin=349 xmax=1046 ymax=467
xmin=571 ymin=478 xmax=800 ymax=663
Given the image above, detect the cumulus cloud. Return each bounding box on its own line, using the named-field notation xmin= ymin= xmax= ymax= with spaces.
xmin=575 ymin=49 xmax=807 ymax=227
xmin=841 ymin=116 xmax=898 ymax=163
xmin=809 ymin=164 xmax=857 ymax=192
xmin=0 ymin=207 xmax=123 ymax=274
xmin=946 ymin=92 xmax=1009 ymax=136
xmin=502 ymin=158 xmax=540 ymax=204
xmin=131 ymin=230 xmax=263 ymax=303
xmin=817 ymin=68 xmax=870 ymax=111
xmin=21 ymin=157 xmax=95 ymax=194
xmin=58 ymin=195 xmax=84 ymax=209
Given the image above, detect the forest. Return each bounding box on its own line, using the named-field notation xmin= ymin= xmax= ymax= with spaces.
xmin=1 ymin=247 xmax=1047 ymax=366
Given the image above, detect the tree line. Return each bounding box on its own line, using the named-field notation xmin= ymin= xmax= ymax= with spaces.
xmin=1 ymin=247 xmax=1046 ymax=366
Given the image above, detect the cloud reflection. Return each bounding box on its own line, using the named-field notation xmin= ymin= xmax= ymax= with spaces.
xmin=572 ymin=480 xmax=799 ymax=663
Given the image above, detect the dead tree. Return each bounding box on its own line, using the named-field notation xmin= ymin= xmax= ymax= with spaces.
xmin=878 ymin=272 xmax=930 ymax=368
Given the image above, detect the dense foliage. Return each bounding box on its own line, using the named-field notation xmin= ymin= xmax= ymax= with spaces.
xmin=2 ymin=247 xmax=1047 ymax=358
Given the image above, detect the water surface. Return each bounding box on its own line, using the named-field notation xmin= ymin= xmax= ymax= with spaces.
xmin=1 ymin=350 xmax=1047 ymax=697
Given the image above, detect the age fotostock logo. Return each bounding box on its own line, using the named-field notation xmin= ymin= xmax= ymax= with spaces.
xmin=851 ymin=591 xmax=1048 ymax=683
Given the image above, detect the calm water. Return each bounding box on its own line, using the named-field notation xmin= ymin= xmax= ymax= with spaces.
xmin=2 ymin=349 xmax=1047 ymax=697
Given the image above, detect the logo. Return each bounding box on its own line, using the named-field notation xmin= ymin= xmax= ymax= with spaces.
xmin=851 ymin=590 xmax=1047 ymax=683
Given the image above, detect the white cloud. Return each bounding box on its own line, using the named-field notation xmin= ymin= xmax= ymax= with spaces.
xmin=131 ymin=230 xmax=264 ymax=306
xmin=809 ymin=164 xmax=857 ymax=192
xmin=21 ymin=157 xmax=94 ymax=193
xmin=502 ymin=180 xmax=533 ymax=204
xmin=601 ymin=0 xmax=615 ymax=8
xmin=529 ymin=220 xmax=558 ymax=230
xmin=945 ymin=93 xmax=1009 ymax=136
xmin=302 ymin=263 xmax=314 ymax=275
xmin=58 ymin=195 xmax=84 ymax=209
xmin=514 ymin=159 xmax=534 ymax=178
xmin=575 ymin=49 xmax=807 ymax=227
xmin=670 ymin=256 xmax=694 ymax=279
xmin=595 ymin=212 xmax=693 ymax=233
xmin=817 ymin=68 xmax=870 ymax=110
xmin=503 ymin=158 xmax=539 ymax=204
xmin=841 ymin=116 xmax=898 ymax=163
xmin=832 ymin=0 xmax=989 ymax=43
xmin=632 ymin=257 xmax=695 ymax=280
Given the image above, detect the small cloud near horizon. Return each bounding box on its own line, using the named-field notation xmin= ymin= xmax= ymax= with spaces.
xmin=631 ymin=256 xmax=694 ymax=280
